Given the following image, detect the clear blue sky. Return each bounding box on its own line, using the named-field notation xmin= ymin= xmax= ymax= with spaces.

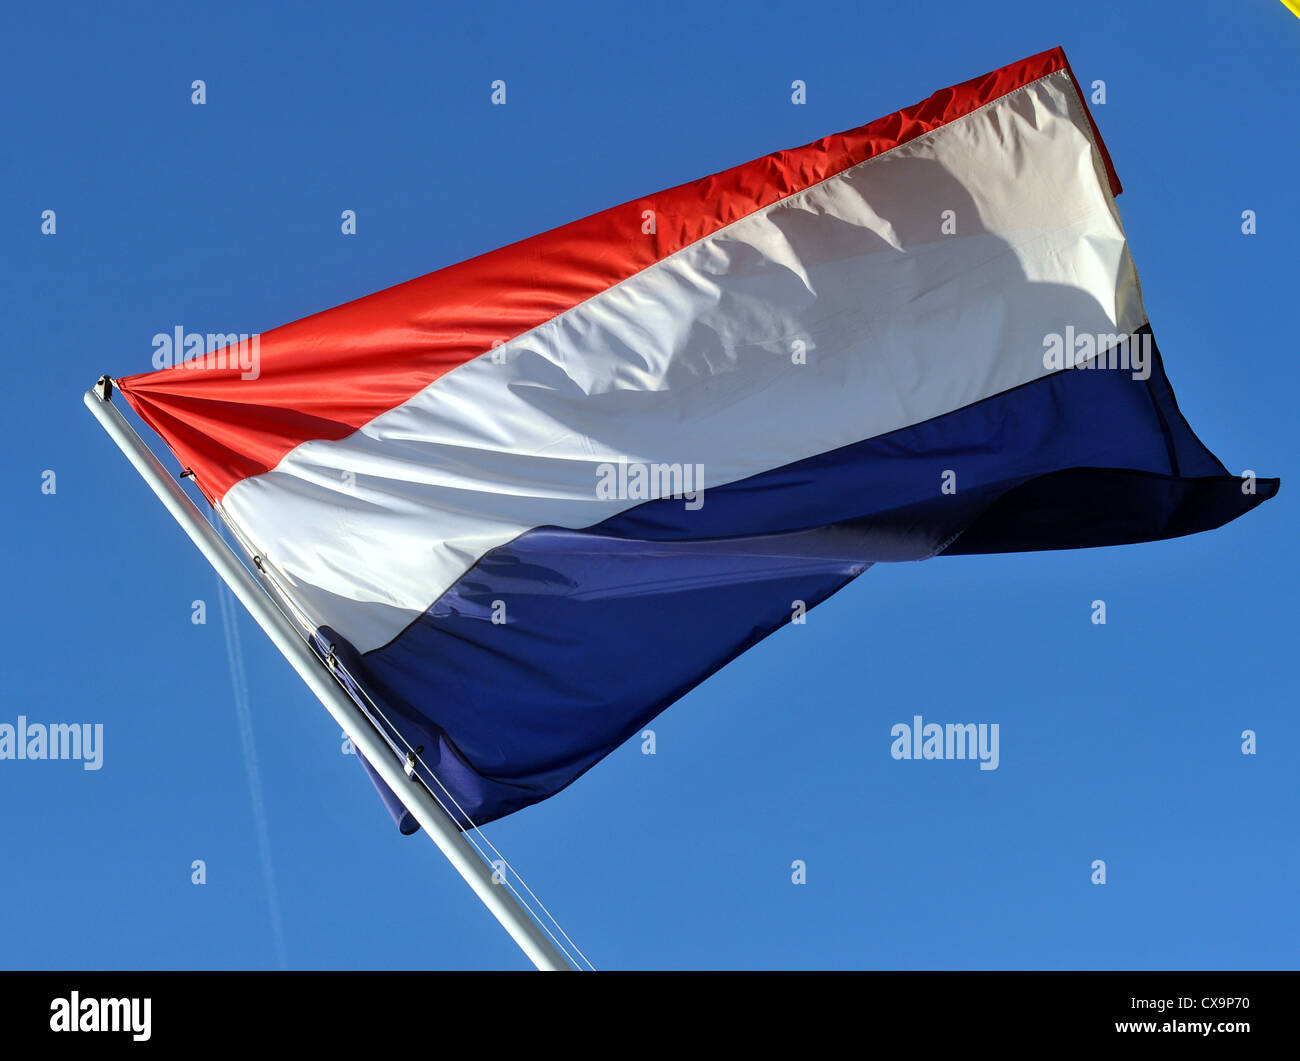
xmin=2 ymin=1 xmax=1295 ymax=970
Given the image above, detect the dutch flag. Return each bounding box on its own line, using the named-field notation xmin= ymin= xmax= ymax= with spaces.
xmin=115 ymin=47 xmax=1276 ymax=829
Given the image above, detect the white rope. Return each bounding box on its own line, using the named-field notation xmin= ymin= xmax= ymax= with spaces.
xmin=204 ymin=507 xmax=289 ymax=968
xmin=329 ymin=662 xmax=597 ymax=971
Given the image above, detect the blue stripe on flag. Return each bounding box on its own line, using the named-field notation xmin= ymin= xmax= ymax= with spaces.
xmin=339 ymin=328 xmax=1277 ymax=829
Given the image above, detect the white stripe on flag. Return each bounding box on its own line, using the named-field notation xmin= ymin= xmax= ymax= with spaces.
xmin=223 ymin=70 xmax=1145 ymax=652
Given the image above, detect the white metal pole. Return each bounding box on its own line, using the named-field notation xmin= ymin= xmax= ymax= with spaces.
xmin=84 ymin=379 xmax=574 ymax=971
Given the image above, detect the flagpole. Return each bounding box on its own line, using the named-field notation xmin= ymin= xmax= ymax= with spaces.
xmin=83 ymin=378 xmax=575 ymax=971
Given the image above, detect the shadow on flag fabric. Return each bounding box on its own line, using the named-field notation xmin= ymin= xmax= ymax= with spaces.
xmin=115 ymin=46 xmax=1277 ymax=830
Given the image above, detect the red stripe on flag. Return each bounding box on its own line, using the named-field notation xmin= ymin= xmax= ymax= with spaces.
xmin=119 ymin=46 xmax=1099 ymax=503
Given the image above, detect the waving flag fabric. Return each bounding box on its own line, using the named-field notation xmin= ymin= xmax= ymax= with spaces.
xmin=117 ymin=46 xmax=1276 ymax=828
